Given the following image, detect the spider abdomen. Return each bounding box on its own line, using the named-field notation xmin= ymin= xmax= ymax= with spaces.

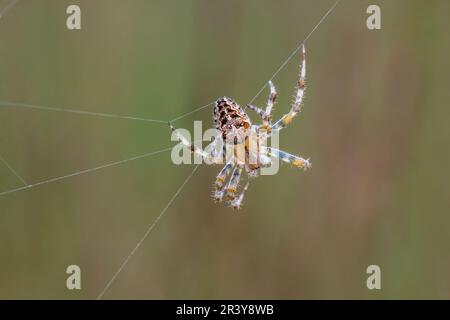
xmin=214 ymin=97 xmax=251 ymax=142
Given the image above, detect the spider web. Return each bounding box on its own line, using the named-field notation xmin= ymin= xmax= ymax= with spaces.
xmin=0 ymin=0 xmax=342 ymax=299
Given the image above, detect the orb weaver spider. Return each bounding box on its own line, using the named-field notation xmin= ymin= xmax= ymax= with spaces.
xmin=169 ymin=45 xmax=311 ymax=209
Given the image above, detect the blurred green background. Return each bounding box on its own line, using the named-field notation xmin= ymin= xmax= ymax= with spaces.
xmin=0 ymin=0 xmax=449 ymax=299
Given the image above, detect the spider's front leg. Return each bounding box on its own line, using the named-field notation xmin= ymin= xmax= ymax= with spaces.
xmin=264 ymin=147 xmax=311 ymax=170
xmin=271 ymin=44 xmax=306 ymax=133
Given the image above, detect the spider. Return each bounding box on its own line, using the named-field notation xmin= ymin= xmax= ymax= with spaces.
xmin=169 ymin=45 xmax=311 ymax=209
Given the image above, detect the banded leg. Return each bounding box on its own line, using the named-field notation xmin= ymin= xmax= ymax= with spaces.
xmin=263 ymin=80 xmax=277 ymax=129
xmin=265 ymin=147 xmax=311 ymax=170
xmin=230 ymin=180 xmax=250 ymax=210
xmin=225 ymin=166 xmax=243 ymax=201
xmin=213 ymin=161 xmax=234 ymax=202
xmin=271 ymin=44 xmax=306 ymax=133
xmin=247 ymin=80 xmax=277 ymax=132
xmin=169 ymin=122 xmax=218 ymax=163
xmin=246 ymin=104 xmax=266 ymax=119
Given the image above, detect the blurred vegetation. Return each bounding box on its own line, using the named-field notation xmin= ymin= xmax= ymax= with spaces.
xmin=0 ymin=0 xmax=449 ymax=299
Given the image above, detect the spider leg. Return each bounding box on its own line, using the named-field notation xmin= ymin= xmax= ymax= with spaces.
xmin=264 ymin=147 xmax=311 ymax=170
xmin=213 ymin=161 xmax=234 ymax=202
xmin=271 ymin=44 xmax=306 ymax=133
xmin=263 ymin=80 xmax=277 ymax=128
xmin=247 ymin=80 xmax=277 ymax=132
xmin=230 ymin=179 xmax=250 ymax=210
xmin=246 ymin=104 xmax=266 ymax=119
xmin=225 ymin=166 xmax=243 ymax=202
xmin=169 ymin=122 xmax=219 ymax=164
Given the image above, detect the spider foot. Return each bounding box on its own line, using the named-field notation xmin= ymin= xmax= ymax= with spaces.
xmin=292 ymin=157 xmax=312 ymax=170
xmin=225 ymin=188 xmax=236 ymax=201
xmin=229 ymin=181 xmax=250 ymax=210
xmin=213 ymin=189 xmax=225 ymax=203
xmin=230 ymin=199 xmax=242 ymax=210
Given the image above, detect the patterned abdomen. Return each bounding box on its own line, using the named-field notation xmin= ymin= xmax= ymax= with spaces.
xmin=213 ymin=97 xmax=251 ymax=142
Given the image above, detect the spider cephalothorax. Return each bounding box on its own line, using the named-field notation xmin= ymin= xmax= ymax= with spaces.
xmin=170 ymin=45 xmax=311 ymax=209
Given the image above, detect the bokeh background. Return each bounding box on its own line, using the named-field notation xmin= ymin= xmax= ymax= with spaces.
xmin=0 ymin=0 xmax=449 ymax=299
